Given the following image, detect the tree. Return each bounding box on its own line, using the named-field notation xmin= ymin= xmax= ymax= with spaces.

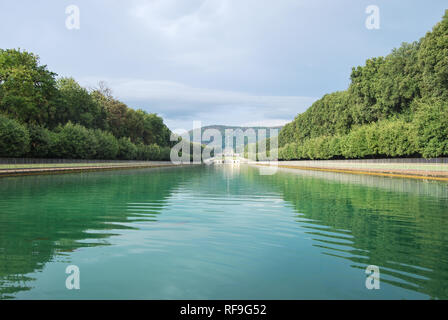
xmin=413 ymin=99 xmax=448 ymax=158
xmin=0 ymin=114 xmax=30 ymax=157
xmin=0 ymin=49 xmax=58 ymax=125
xmin=54 ymin=122 xmax=97 ymax=159
xmin=418 ymin=9 xmax=448 ymax=99
xmin=93 ymin=129 xmax=119 ymax=160
xmin=26 ymin=124 xmax=56 ymax=158
xmin=117 ymin=137 xmax=137 ymax=160
xmin=91 ymin=91 xmax=128 ymax=138
xmin=376 ymin=119 xmax=417 ymax=157
xmin=56 ymin=77 xmax=107 ymax=129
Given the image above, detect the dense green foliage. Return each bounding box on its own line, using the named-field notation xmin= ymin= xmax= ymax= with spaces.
xmin=0 ymin=49 xmax=172 ymax=160
xmin=57 ymin=78 xmax=108 ymax=130
xmin=277 ymin=11 xmax=448 ymax=160
xmin=54 ymin=122 xmax=97 ymax=159
xmin=93 ymin=129 xmax=119 ymax=160
xmin=0 ymin=50 xmax=58 ymax=125
xmin=27 ymin=124 xmax=56 ymax=158
xmin=0 ymin=114 xmax=30 ymax=157
xmin=413 ymin=99 xmax=448 ymax=158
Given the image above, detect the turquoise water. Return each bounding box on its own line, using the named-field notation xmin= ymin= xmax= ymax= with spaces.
xmin=0 ymin=165 xmax=447 ymax=299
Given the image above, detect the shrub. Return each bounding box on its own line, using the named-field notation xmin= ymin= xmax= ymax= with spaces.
xmin=27 ymin=124 xmax=56 ymax=158
xmin=328 ymin=136 xmax=343 ymax=158
xmin=159 ymin=146 xmax=171 ymax=161
xmin=147 ymin=144 xmax=161 ymax=160
xmin=376 ymin=119 xmax=418 ymax=157
xmin=0 ymin=114 xmax=30 ymax=157
xmin=413 ymin=99 xmax=448 ymax=158
xmin=279 ymin=143 xmax=298 ymax=160
xmin=117 ymin=137 xmax=137 ymax=160
xmin=136 ymin=143 xmax=149 ymax=160
xmin=341 ymin=126 xmax=370 ymax=159
xmin=94 ymin=129 xmax=119 ymax=160
xmin=54 ymin=122 xmax=97 ymax=159
xmin=136 ymin=143 xmax=168 ymax=160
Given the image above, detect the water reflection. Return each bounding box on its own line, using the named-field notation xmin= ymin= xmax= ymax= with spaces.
xmin=0 ymin=167 xmax=192 ymax=299
xmin=247 ymin=166 xmax=448 ymax=299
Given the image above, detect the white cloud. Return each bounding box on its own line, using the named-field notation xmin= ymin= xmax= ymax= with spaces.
xmin=129 ymin=0 xmax=229 ymax=38
xmin=79 ymin=77 xmax=316 ymax=130
xmin=127 ymin=0 xmax=243 ymax=70
xmin=126 ymin=0 xmax=310 ymax=71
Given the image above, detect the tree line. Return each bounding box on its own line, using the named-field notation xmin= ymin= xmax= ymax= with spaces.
xmin=0 ymin=49 xmax=173 ymax=160
xmin=277 ymin=10 xmax=448 ymax=160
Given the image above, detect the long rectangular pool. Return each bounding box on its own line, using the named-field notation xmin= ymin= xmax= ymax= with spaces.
xmin=0 ymin=165 xmax=447 ymax=299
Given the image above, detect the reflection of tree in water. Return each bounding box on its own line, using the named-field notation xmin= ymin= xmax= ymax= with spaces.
xmin=0 ymin=167 xmax=193 ymax=299
xmin=245 ymin=167 xmax=448 ymax=300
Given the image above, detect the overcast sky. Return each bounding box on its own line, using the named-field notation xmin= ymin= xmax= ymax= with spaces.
xmin=0 ymin=1 xmax=446 ymax=130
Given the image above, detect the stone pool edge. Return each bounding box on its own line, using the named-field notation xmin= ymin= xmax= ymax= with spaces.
xmin=255 ymin=162 xmax=448 ymax=182
xmin=0 ymin=162 xmax=200 ymax=178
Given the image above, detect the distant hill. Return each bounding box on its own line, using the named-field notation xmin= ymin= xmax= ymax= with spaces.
xmin=188 ymin=125 xmax=282 ymax=151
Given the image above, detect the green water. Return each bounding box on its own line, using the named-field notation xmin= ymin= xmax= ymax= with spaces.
xmin=0 ymin=165 xmax=447 ymax=300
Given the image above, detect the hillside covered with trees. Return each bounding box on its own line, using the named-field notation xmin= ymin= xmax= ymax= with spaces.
xmin=189 ymin=125 xmax=282 ymax=152
xmin=0 ymin=49 xmax=173 ymax=160
xmin=277 ymin=10 xmax=448 ymax=160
